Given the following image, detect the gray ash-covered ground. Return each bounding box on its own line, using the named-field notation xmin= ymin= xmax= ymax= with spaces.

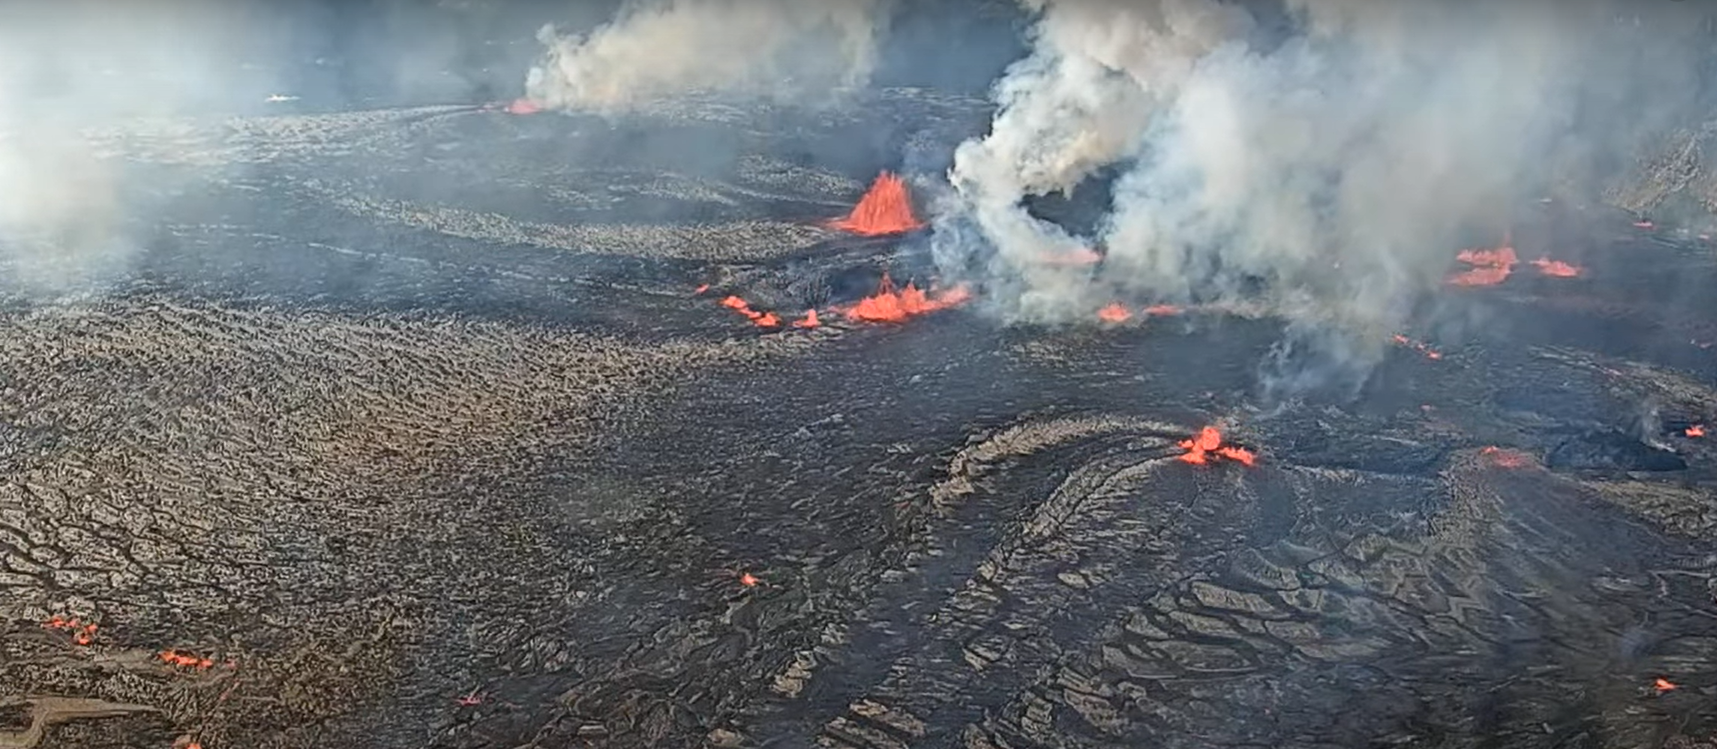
xmin=3 ymin=92 xmax=1717 ymax=749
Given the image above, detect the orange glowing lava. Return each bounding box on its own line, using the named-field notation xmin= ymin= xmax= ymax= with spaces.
xmin=793 ymin=309 xmax=821 ymax=329
xmin=160 ymin=650 xmax=215 ymax=669
xmin=1531 ymin=257 xmax=1583 ymax=278
xmin=505 ymin=98 xmax=542 ymax=115
xmin=828 ymin=172 xmax=924 ymax=236
xmin=43 ymin=616 xmax=98 ymax=645
xmin=1391 ymin=334 xmax=1443 ymax=360
xmin=1097 ymin=303 xmax=1132 ymax=323
xmin=1655 ymin=677 xmax=1678 ymax=693
xmin=1481 ymin=446 xmax=1529 ymax=469
xmin=1687 ymin=425 xmax=1705 ymax=437
xmin=1143 ymin=304 xmax=1184 ymax=317
xmin=694 ymin=284 xmax=710 ymax=295
xmin=720 ymin=295 xmax=781 ymax=328
xmin=1448 ymin=236 xmax=1519 ymax=287
xmin=740 ymin=572 xmax=760 ymax=587
xmin=844 ymin=274 xmax=972 ymax=324
xmin=1178 ymin=426 xmax=1256 ymax=467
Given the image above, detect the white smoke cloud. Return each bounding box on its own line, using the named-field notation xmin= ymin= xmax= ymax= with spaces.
xmin=526 ymin=0 xmax=894 ymax=112
xmin=939 ymin=0 xmax=1716 ymax=388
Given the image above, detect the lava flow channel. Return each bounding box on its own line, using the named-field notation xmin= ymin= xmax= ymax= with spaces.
xmin=844 ymin=273 xmax=971 ymax=324
xmin=721 ymin=296 xmax=781 ymax=328
xmin=1178 ymin=426 xmax=1255 ymax=466
xmin=828 ymin=172 xmax=924 ymax=236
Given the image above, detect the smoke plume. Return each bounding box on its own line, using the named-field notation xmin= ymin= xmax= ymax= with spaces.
xmin=527 ymin=0 xmax=894 ymax=111
xmin=938 ymin=0 xmax=1716 ymax=393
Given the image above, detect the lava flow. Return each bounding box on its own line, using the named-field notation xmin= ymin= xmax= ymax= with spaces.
xmin=793 ymin=309 xmax=821 ymax=329
xmin=1178 ymin=426 xmax=1256 ymax=467
xmin=721 ymin=295 xmax=781 ymax=328
xmin=160 ymin=650 xmax=215 ymax=669
xmin=1448 ymin=235 xmax=1519 ymax=287
xmin=828 ymin=172 xmax=924 ymax=236
xmin=1392 ymin=334 xmax=1443 ymax=360
xmin=844 ymin=274 xmax=972 ymax=324
xmin=1531 ymin=256 xmax=1583 ymax=277
xmin=1687 ymin=424 xmax=1705 ymax=438
xmin=1143 ymin=304 xmax=1183 ymax=316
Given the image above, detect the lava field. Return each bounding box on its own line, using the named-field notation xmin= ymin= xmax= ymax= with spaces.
xmin=2 ymin=91 xmax=1717 ymax=749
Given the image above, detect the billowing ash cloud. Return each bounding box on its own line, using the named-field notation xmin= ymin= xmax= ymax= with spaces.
xmin=938 ymin=0 xmax=1716 ymax=394
xmin=527 ymin=0 xmax=895 ymax=111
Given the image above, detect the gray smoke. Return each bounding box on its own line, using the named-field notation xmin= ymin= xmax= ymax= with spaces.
xmin=526 ymin=0 xmax=894 ymax=111
xmin=0 ymin=0 xmax=266 ymax=296
xmin=938 ymin=0 xmax=1716 ymax=392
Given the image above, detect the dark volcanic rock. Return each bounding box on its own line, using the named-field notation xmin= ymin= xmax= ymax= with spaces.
xmin=1547 ymin=430 xmax=1690 ymax=472
xmin=1 ymin=91 xmax=1716 ymax=749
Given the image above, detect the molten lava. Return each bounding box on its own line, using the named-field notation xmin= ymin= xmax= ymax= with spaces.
xmin=1480 ymin=446 xmax=1529 ymax=469
xmin=1143 ymin=304 xmax=1184 ymax=317
xmin=1687 ymin=424 xmax=1705 ymax=438
xmin=1177 ymin=426 xmax=1256 ymax=467
xmin=720 ymin=295 xmax=781 ymax=328
xmin=1655 ymin=677 xmax=1678 ymax=693
xmin=1448 ymin=237 xmax=1519 ymax=287
xmin=844 ymin=274 xmax=972 ymax=324
xmin=1391 ymin=334 xmax=1443 ymax=360
xmin=504 ymin=98 xmax=542 ymax=115
xmin=739 ymin=572 xmax=760 ymax=587
xmin=160 ymin=650 xmax=215 ymax=669
xmin=828 ymin=172 xmax=924 ymax=236
xmin=694 ymin=284 xmax=710 ymax=295
xmin=793 ymin=309 xmax=821 ymax=329
xmin=1531 ymin=257 xmax=1583 ymax=278
xmin=1096 ymin=303 xmax=1132 ymax=323
xmin=44 ymin=616 xmax=98 ymax=645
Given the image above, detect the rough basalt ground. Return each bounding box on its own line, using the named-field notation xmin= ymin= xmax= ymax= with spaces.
xmin=2 ymin=91 xmax=1717 ymax=748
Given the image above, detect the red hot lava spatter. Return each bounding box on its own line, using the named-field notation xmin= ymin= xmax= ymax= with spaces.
xmin=721 ymin=295 xmax=781 ymax=328
xmin=1391 ymin=334 xmax=1443 ymax=360
xmin=844 ymin=274 xmax=972 ymax=324
xmin=828 ymin=172 xmax=924 ymax=236
xmin=1178 ymin=426 xmax=1256 ymax=467
xmin=1687 ymin=424 xmax=1706 ymax=438
xmin=1097 ymin=303 xmax=1132 ymax=323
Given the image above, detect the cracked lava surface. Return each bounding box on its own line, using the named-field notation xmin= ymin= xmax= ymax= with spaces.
xmin=1 ymin=94 xmax=1717 ymax=748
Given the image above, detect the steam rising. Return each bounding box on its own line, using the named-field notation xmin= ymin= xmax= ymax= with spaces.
xmin=527 ymin=0 xmax=894 ymax=111
xmin=939 ymin=0 xmax=1716 ymax=392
